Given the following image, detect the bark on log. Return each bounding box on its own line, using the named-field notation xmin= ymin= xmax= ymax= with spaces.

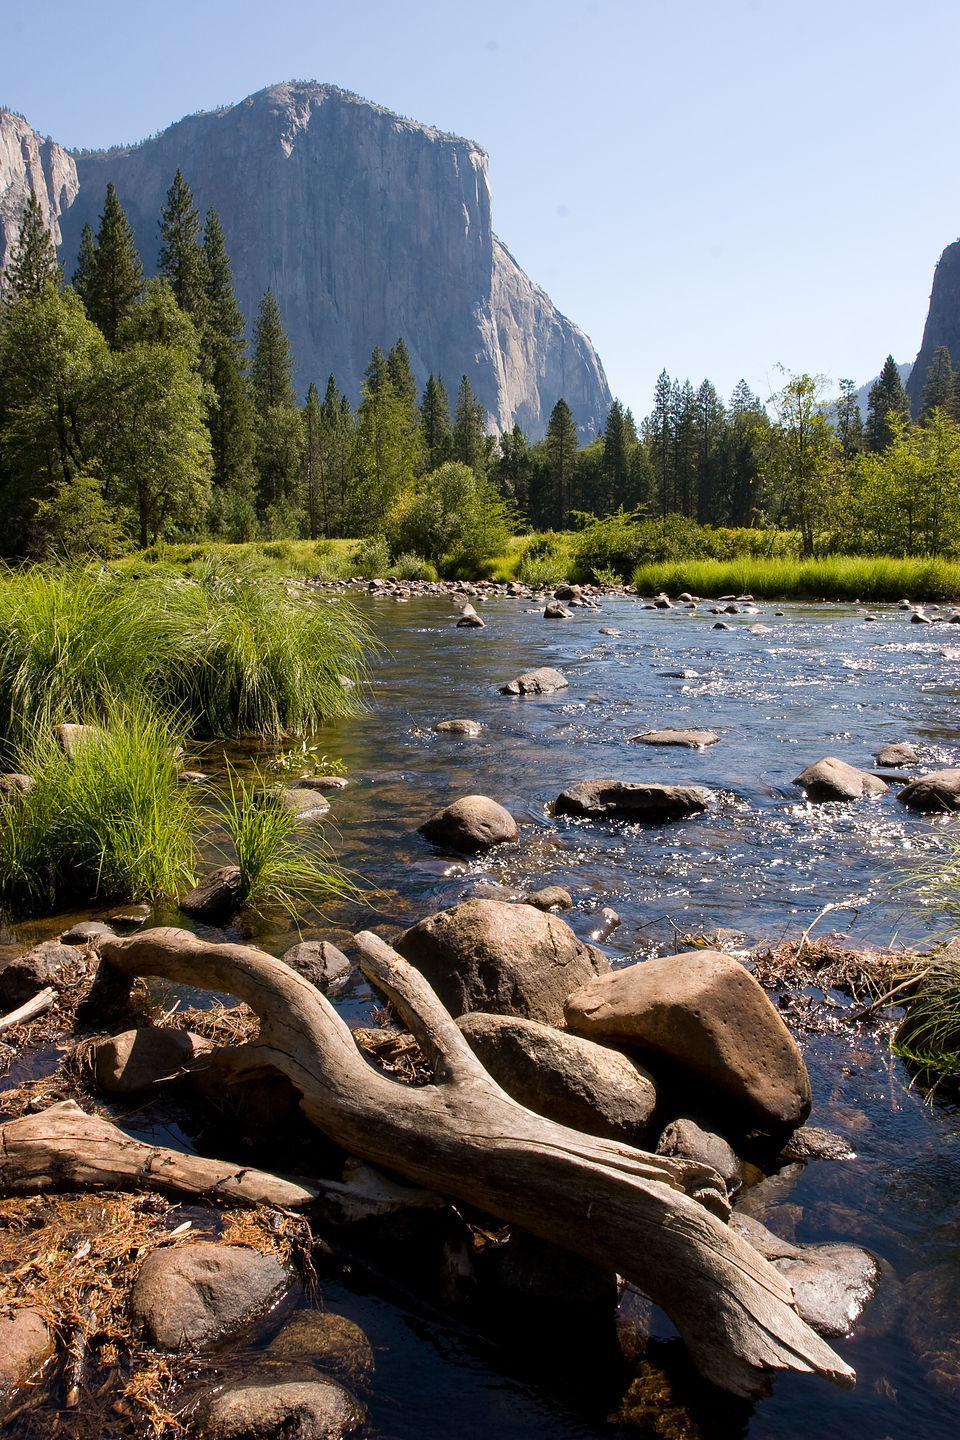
xmin=83 ymin=926 xmax=853 ymax=1398
xmin=0 ymin=986 xmax=56 ymax=1035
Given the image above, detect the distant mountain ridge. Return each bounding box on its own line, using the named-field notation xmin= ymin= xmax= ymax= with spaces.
xmin=1 ymin=83 xmax=611 ymax=439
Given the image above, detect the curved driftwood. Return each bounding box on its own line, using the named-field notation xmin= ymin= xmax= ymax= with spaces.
xmin=85 ymin=926 xmax=853 ymax=1398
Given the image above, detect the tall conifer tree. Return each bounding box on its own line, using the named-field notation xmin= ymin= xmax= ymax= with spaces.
xmin=420 ymin=373 xmax=453 ymax=471
xmin=865 ymin=356 xmax=911 ymax=452
xmin=158 ymin=169 xmax=206 ymax=318
xmin=452 ymin=374 xmax=487 ymax=477
xmin=3 ymin=191 xmax=62 ymax=299
xmin=544 ymin=398 xmax=578 ymax=528
xmin=81 ymin=183 xmax=143 ymax=346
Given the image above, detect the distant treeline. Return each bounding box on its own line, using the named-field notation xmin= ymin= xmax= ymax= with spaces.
xmin=1 ymin=174 xmax=959 ymax=562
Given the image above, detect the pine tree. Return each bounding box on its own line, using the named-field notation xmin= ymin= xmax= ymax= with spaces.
xmin=3 ymin=190 xmax=62 ymax=299
xmin=348 ymin=346 xmax=422 ymax=530
xmin=834 ymin=379 xmax=863 ymax=459
xmin=420 ymin=373 xmax=453 ymax=471
xmin=601 ymin=399 xmax=636 ymax=512
xmin=694 ymin=380 xmax=724 ymax=523
xmin=251 ymin=290 xmax=303 ymax=520
xmin=544 ymin=398 xmax=578 ymax=527
xmin=158 ymin=169 xmax=206 ymax=318
xmin=919 ymin=345 xmax=954 ymax=421
xmin=865 ymin=356 xmax=911 ymax=452
xmin=202 ymin=208 xmax=246 ymax=363
xmin=82 ymin=183 xmax=143 ymax=346
xmin=452 ymin=374 xmax=487 ymax=477
xmin=646 ymin=369 xmax=674 ymax=518
xmin=387 ymin=338 xmax=418 ymax=409
xmin=251 ymin=289 xmax=296 ymax=415
xmin=199 ymin=208 xmax=255 ymax=517
xmin=72 ymin=224 xmax=97 ymax=304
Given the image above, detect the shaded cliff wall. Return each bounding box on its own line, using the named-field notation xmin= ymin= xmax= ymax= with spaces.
xmin=59 ymin=83 xmax=611 ymax=438
xmin=906 ymin=240 xmax=960 ymax=416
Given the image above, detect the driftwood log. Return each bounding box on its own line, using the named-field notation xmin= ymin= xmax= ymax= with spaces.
xmin=33 ymin=927 xmax=852 ymax=1398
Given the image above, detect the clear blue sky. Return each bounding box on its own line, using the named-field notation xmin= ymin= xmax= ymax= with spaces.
xmin=3 ymin=0 xmax=958 ymax=418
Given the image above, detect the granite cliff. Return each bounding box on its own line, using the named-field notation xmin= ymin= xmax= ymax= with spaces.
xmin=906 ymin=239 xmax=960 ymax=416
xmin=0 ymin=110 xmax=78 ymax=273
xmin=48 ymin=82 xmax=610 ymax=438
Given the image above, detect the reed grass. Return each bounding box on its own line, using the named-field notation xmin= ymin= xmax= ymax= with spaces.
xmin=212 ymin=767 xmax=361 ymax=919
xmin=0 ymin=561 xmax=368 ymax=755
xmin=631 ymin=554 xmax=960 ymax=601
xmin=0 ymin=701 xmax=195 ymax=915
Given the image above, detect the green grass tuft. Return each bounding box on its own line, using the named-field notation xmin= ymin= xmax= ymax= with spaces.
xmin=631 ymin=554 xmax=960 ymax=601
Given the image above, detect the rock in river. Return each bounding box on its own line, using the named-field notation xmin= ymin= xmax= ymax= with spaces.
xmin=456 ymin=1011 xmax=658 ymax=1144
xmin=730 ymin=1213 xmax=878 ymax=1338
xmin=130 ymin=1243 xmax=290 ymax=1350
xmin=499 ymin=666 xmax=569 ymax=695
xmin=793 ymin=757 xmax=889 ymax=801
xmin=434 ymin=718 xmax=482 ymax=736
xmin=898 ymin=768 xmax=960 ymax=812
xmin=196 ymin=1377 xmax=363 ymax=1440
xmin=564 ymin=948 xmax=812 ymax=1137
xmin=873 ymin=742 xmax=919 ymax=767
xmin=554 ymin=779 xmax=714 ymax=821
xmin=628 ymin=728 xmax=720 ymax=748
xmin=419 ymin=794 xmax=518 ymax=852
xmin=395 ymin=898 xmax=609 ymax=1024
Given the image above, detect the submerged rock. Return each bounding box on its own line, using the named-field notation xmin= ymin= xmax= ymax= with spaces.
xmin=628 ymin=728 xmax=719 ymax=748
xmin=731 ymin=1213 xmax=878 ymax=1338
xmin=434 ymin=719 xmax=482 ymax=736
xmin=130 ymin=1243 xmax=289 ymax=1350
xmin=266 ymin=1311 xmax=375 ymax=1389
xmin=395 ymin=898 xmax=608 ymax=1024
xmin=196 ymin=1377 xmax=363 ymax=1440
xmin=793 ymin=757 xmax=889 ymax=801
xmin=456 ymin=1011 xmax=658 ymax=1144
xmin=564 ymin=949 xmax=811 ymax=1137
xmin=418 ymin=795 xmax=518 ymax=852
xmin=499 ymin=666 xmax=569 ymax=695
xmin=554 ymin=779 xmax=713 ymax=821
xmin=873 ymin=742 xmax=919 ymax=767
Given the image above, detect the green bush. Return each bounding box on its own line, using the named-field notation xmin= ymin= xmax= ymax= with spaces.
xmin=351 ymin=534 xmax=391 ymax=578
xmin=391 ymin=553 xmax=438 ymax=581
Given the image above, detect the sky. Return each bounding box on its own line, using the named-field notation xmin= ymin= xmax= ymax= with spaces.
xmin=2 ymin=0 xmax=959 ymax=419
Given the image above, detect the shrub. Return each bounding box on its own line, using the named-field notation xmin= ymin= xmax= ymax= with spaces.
xmin=351 ymin=534 xmax=391 ymax=579
xmin=391 ymin=553 xmax=438 ymax=581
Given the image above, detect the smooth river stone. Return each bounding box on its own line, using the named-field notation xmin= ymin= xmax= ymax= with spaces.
xmin=793 ymin=757 xmax=889 ymax=801
xmin=555 ymin=779 xmax=713 ymax=821
xmin=628 ymin=728 xmax=720 ymax=748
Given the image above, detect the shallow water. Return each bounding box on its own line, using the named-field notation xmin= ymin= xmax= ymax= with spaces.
xmin=5 ymin=592 xmax=960 ymax=1439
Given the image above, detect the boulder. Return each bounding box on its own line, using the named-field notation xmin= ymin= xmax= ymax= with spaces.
xmin=599 ymin=627 xmax=621 ymax=636
xmin=628 ymin=728 xmax=720 ymax=748
xmin=0 ymin=1310 xmax=54 ymax=1397
xmin=292 ymin=774 xmax=349 ymax=791
xmin=282 ymin=940 xmax=351 ymax=992
xmin=873 ymin=742 xmax=918 ymax=767
xmin=456 ymin=611 xmax=485 ymax=628
xmin=793 ymin=757 xmax=889 ymax=801
xmin=0 ymin=941 xmax=81 ymax=1009
xmin=394 ymin=898 xmax=609 ymax=1024
xmin=90 ymin=1027 xmax=211 ymax=1094
xmin=499 ymin=666 xmax=569 ymax=695
xmin=564 ymin=949 xmax=811 ymax=1136
xmin=59 ymin=920 xmax=116 ymax=944
xmin=525 ymin=885 xmax=573 ymax=910
xmin=730 ymin=1214 xmax=878 ymax=1337
xmin=910 ymin=610 xmax=932 ymax=624
xmin=456 ymin=1011 xmax=657 ymax=1144
xmin=554 ymin=584 xmax=582 ymax=602
xmin=434 ymin=719 xmax=482 ymax=736
xmin=266 ymin=1311 xmax=374 ymax=1389
xmin=179 ymin=865 xmax=243 ymax=921
xmin=544 ymin=600 xmax=574 ymax=619
xmin=776 ymin=1126 xmax=856 ymax=1163
xmin=196 ymin=1378 xmax=362 ymax=1440
xmin=418 ymin=795 xmax=518 ymax=852
xmin=656 ymin=1118 xmax=741 ymax=1197
xmin=554 ymin=779 xmax=713 ymax=822
xmin=0 ymin=772 xmax=33 ymax=801
xmin=898 ymin=769 xmax=960 ymax=812
xmin=130 ymin=1243 xmax=289 ymax=1350
xmin=54 ymin=722 xmax=103 ymax=756
xmin=258 ymin=786 xmax=331 ymax=819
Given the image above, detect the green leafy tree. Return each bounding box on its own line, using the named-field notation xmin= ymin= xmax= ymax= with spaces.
xmin=117 ymin=277 xmax=200 ymax=355
xmin=420 ymin=373 xmax=453 ymax=471
xmin=3 ymin=190 xmax=62 ymax=299
xmin=33 ymin=473 xmax=126 ymax=560
xmin=851 ymin=410 xmax=960 ymax=555
xmin=80 ymin=183 xmax=143 ymax=345
xmin=764 ymin=369 xmax=836 ymax=556
xmin=158 ymin=169 xmax=207 ymax=318
xmin=865 ymin=355 xmax=911 ymax=452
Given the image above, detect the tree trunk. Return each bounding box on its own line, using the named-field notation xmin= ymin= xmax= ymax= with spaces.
xmin=78 ymin=926 xmax=853 ymax=1399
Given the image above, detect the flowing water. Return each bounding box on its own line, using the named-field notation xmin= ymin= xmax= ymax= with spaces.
xmin=6 ymin=592 xmax=960 ymax=1439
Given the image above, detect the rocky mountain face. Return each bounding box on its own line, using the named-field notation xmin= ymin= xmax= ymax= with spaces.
xmin=906 ymin=240 xmax=960 ymax=416
xmin=0 ymin=110 xmax=78 ymax=273
xmin=49 ymin=82 xmax=610 ymax=438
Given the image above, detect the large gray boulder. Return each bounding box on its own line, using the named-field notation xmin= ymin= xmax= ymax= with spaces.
xmin=499 ymin=666 xmax=569 ymax=695
xmin=418 ymin=795 xmax=518 ymax=852
xmin=394 ymin=898 xmax=609 ymax=1024
xmin=0 ymin=942 xmax=81 ymax=1009
xmin=130 ymin=1243 xmax=289 ymax=1350
xmin=898 ymin=768 xmax=960 ymax=812
xmin=554 ymin=779 xmax=713 ymax=821
xmin=793 ymin=757 xmax=888 ymax=801
xmin=456 ymin=1012 xmax=657 ymax=1144
xmin=564 ymin=949 xmax=811 ymax=1136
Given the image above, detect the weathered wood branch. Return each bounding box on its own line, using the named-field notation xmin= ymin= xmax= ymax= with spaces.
xmin=0 ymin=986 xmax=57 ymax=1035
xmin=83 ymin=926 xmax=854 ymax=1398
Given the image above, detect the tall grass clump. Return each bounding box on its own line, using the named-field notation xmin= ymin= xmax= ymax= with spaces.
xmin=892 ymin=952 xmax=960 ymax=1089
xmin=631 ymin=554 xmax=960 ymax=601
xmin=213 ymin=768 xmax=359 ymax=918
xmin=146 ymin=561 xmax=368 ymax=738
xmin=0 ymin=702 xmax=195 ymax=916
